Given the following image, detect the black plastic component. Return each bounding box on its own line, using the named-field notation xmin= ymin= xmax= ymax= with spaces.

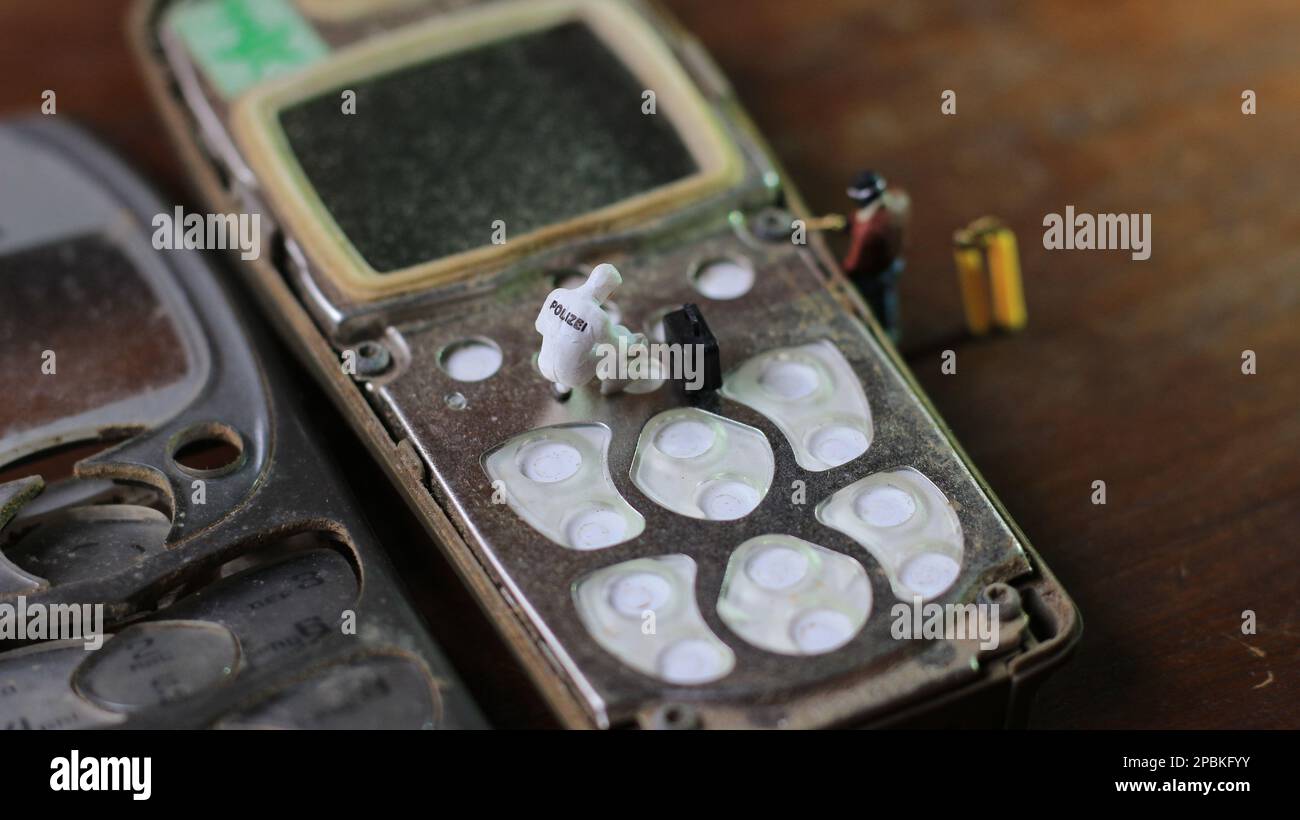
xmin=663 ymin=303 xmax=721 ymax=395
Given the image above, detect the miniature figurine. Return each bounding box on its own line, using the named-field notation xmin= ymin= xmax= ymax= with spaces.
xmin=535 ymin=263 xmax=646 ymax=395
xmin=841 ymin=170 xmax=910 ymax=340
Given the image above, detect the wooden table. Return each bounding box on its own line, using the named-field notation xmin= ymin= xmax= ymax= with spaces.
xmin=1 ymin=0 xmax=1295 ymax=728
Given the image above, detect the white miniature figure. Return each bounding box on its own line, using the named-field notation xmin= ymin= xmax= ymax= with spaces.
xmin=535 ymin=263 xmax=645 ymax=395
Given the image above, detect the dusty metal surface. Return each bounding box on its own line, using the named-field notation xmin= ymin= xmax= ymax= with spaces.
xmin=135 ymin=0 xmax=1080 ymax=728
xmin=373 ymin=216 xmax=1035 ymax=727
xmin=0 ymin=119 xmax=484 ymax=729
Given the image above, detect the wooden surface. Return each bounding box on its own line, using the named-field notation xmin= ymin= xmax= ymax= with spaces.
xmin=2 ymin=0 xmax=1296 ymax=728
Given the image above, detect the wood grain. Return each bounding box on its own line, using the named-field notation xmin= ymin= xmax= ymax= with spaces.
xmin=1 ymin=0 xmax=1294 ymax=728
xmin=658 ymin=0 xmax=1299 ymax=728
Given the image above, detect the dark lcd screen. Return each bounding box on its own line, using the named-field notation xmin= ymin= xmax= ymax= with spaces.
xmin=279 ymin=22 xmax=699 ymax=273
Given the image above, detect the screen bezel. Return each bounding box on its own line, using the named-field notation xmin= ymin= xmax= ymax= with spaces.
xmin=230 ymin=0 xmax=745 ymax=300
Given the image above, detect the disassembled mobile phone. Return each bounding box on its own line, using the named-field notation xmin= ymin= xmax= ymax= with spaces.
xmin=135 ymin=0 xmax=1080 ymax=728
xmin=0 ymin=119 xmax=483 ymax=729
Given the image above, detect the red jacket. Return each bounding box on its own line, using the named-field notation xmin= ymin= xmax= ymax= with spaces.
xmin=842 ymin=191 xmax=909 ymax=277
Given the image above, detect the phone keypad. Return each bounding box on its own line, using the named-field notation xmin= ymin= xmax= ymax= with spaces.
xmin=573 ymin=555 xmax=734 ymax=685
xmin=717 ymin=535 xmax=872 ymax=656
xmin=630 ymin=408 xmax=774 ymax=521
xmin=721 ymin=341 xmax=874 ymax=471
xmin=817 ymin=467 xmax=965 ymax=601
xmin=484 ymin=423 xmax=645 ymax=550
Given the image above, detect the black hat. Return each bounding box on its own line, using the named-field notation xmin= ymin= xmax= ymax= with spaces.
xmin=847 ymin=170 xmax=887 ymax=205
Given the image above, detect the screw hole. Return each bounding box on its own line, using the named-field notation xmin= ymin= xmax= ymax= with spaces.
xmin=171 ymin=423 xmax=244 ymax=477
xmin=652 ymin=703 xmax=700 ymax=730
xmin=690 ymin=256 xmax=755 ymax=300
xmin=438 ymin=338 xmax=503 ymax=382
xmin=980 ymin=582 xmax=1022 ymax=619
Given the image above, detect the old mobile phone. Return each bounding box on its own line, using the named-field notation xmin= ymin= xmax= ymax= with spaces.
xmin=135 ymin=0 xmax=1079 ymax=728
xmin=0 ymin=118 xmax=483 ymax=729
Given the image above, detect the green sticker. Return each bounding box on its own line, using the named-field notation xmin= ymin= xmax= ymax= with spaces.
xmin=169 ymin=0 xmax=330 ymax=98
